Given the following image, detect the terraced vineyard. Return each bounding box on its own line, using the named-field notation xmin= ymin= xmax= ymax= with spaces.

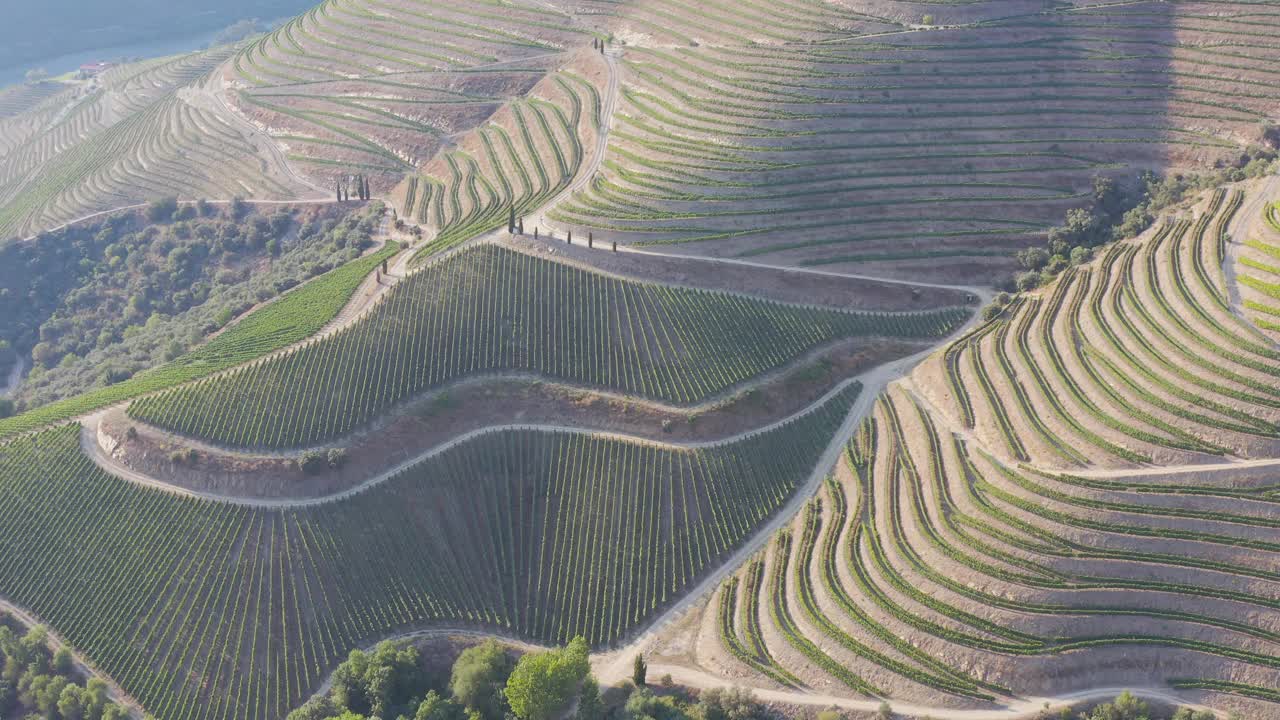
xmin=547 ymin=0 xmax=1280 ymax=282
xmin=713 ymin=384 xmax=1280 ymax=709
xmin=647 ymin=176 xmax=1273 ymax=718
xmin=0 ymin=381 xmax=856 ymax=720
xmin=0 ymin=81 xmax=70 ymax=120
xmin=128 ymin=243 xmax=966 ymax=449
xmin=914 ymin=188 xmax=1280 ymax=469
xmin=1232 ymin=195 xmax=1280 ymax=337
xmin=5 ymin=0 xmax=1280 ymax=716
xmin=0 ymin=49 xmax=312 ymax=239
xmin=228 ymin=0 xmax=600 ymax=190
xmin=392 ymin=70 xmax=598 ymax=256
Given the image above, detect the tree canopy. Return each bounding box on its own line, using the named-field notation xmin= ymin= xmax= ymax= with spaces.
xmin=504 ymin=637 xmax=590 ymax=720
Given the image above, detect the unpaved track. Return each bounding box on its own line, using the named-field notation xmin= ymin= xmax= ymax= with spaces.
xmin=636 ymin=665 xmax=1224 ymax=720
xmin=87 ymin=329 xmax=928 ymax=461
xmin=527 ymin=49 xmax=620 ymax=234
xmin=1070 ymin=455 xmax=1280 ymax=478
xmin=83 ymin=372 xmax=867 ymax=509
xmin=619 ymin=246 xmax=986 ymax=294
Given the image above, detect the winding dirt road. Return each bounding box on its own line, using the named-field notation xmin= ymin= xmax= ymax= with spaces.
xmin=527 ymin=49 xmax=620 ymax=233
xmin=82 ymin=373 xmax=874 ymax=509
xmin=635 ymin=665 xmax=1224 ymax=720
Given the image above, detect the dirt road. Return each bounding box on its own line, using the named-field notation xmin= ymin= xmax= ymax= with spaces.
xmin=83 ymin=372 xmax=863 ymax=509
xmin=526 ymin=49 xmax=620 ymax=234
xmin=632 ymin=664 xmax=1224 ymax=720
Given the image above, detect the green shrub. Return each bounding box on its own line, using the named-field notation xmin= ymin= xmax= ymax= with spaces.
xmin=504 ymin=637 xmax=589 ymax=720
xmin=298 ymin=450 xmax=326 ymax=475
xmin=146 ymin=196 xmax=179 ymax=223
xmin=327 ymin=447 xmax=347 ymax=470
xmin=451 ymin=640 xmax=515 ymax=720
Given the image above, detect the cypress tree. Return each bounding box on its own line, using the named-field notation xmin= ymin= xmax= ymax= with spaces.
xmin=335 ymin=182 xmax=341 ymax=202
xmin=508 ymin=206 xmax=516 ymax=233
xmin=588 ymin=232 xmax=593 ymax=248
xmin=567 ymin=230 xmax=572 ymax=244
xmin=518 ymin=217 xmax=524 ymax=234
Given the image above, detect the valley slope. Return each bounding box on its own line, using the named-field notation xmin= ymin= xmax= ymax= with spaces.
xmin=0 ymin=1 xmax=1278 ymax=719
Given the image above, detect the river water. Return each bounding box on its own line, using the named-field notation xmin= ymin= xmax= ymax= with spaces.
xmin=0 ymin=5 xmax=314 ymax=88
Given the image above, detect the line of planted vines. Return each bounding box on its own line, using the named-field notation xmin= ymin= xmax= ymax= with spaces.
xmin=1238 ymin=201 xmax=1280 ymax=332
xmin=128 ymin=244 xmax=966 ymax=449
xmin=0 ymin=383 xmax=855 ymax=720
xmin=931 ymin=186 xmax=1280 ymax=469
xmin=548 ymin=1 xmax=1278 ymax=272
xmin=717 ymin=384 xmax=1280 ymax=698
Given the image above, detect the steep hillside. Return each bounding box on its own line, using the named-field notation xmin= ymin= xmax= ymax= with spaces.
xmin=546 ymin=1 xmax=1279 ymax=282
xmin=125 ymin=243 xmax=968 ymax=449
xmin=0 ymin=384 xmax=856 ymax=720
xmin=7 ymin=0 xmax=1278 ymax=277
xmin=0 ymin=202 xmax=378 ymax=409
xmin=649 ymin=184 xmax=1280 ymax=719
xmin=0 ymin=49 xmax=316 ymax=239
xmin=0 ymin=0 xmax=1279 ymax=718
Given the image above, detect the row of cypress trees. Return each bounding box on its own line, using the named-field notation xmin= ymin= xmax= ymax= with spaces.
xmin=335 ymin=175 xmax=373 ymax=202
